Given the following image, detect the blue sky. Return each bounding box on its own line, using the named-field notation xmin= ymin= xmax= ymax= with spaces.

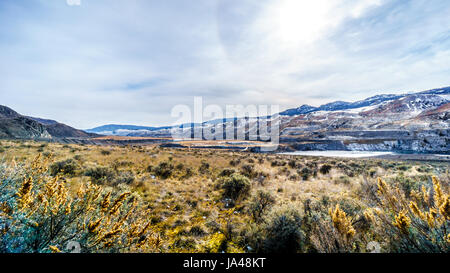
xmin=1 ymin=0 xmax=450 ymax=128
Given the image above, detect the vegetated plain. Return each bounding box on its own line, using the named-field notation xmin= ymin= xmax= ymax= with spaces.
xmin=0 ymin=140 xmax=448 ymax=253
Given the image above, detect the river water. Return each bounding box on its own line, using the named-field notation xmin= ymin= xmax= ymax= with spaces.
xmin=279 ymin=150 xmax=396 ymax=158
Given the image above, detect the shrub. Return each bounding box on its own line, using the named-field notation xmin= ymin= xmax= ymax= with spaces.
xmin=49 ymin=159 xmax=79 ymax=176
xmin=217 ymin=173 xmax=251 ymax=201
xmin=154 ymin=161 xmax=174 ymax=179
xmin=100 ymin=150 xmax=111 ymax=155
xmin=198 ymin=161 xmax=210 ymax=174
xmin=113 ymin=171 xmax=135 ymax=185
xmin=248 ymin=190 xmax=276 ymax=222
xmin=219 ymin=168 xmax=235 ymax=177
xmin=319 ymin=164 xmax=332 ymax=175
xmin=288 ymin=160 xmax=297 ymax=168
xmin=183 ymin=167 xmax=193 ymax=179
xmin=247 ymin=206 xmax=305 ymax=253
xmin=334 ymin=176 xmax=351 ymax=185
xmin=371 ymin=177 xmax=450 ymax=252
xmin=229 ymin=159 xmax=241 ymax=167
xmin=368 ymin=168 xmax=377 ymax=178
xmin=0 ymin=155 xmax=157 ymax=253
xmin=299 ymin=167 xmax=311 ymax=180
xmin=85 ymin=166 xmax=115 ymax=184
xmin=240 ymin=164 xmax=256 ymax=179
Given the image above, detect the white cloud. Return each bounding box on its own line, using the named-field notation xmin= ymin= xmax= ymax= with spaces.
xmin=0 ymin=0 xmax=449 ymax=128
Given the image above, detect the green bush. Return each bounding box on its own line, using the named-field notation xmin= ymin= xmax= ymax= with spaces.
xmin=154 ymin=161 xmax=174 ymax=179
xmin=262 ymin=207 xmax=305 ymax=253
xmin=217 ymin=173 xmax=251 ymax=201
xmin=219 ymin=168 xmax=236 ymax=177
xmin=85 ymin=166 xmax=115 ymax=184
xmin=198 ymin=161 xmax=210 ymax=174
xmin=245 ymin=206 xmax=305 ymax=253
xmin=298 ymin=167 xmax=311 ymax=180
xmin=319 ymin=164 xmax=332 ymax=175
xmin=49 ymin=159 xmax=79 ymax=176
xmin=240 ymin=164 xmax=256 ymax=178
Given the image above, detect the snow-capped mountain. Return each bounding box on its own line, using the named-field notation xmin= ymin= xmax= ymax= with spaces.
xmin=89 ymin=86 xmax=449 ymax=138
xmin=279 ymin=87 xmax=449 ymax=116
xmin=85 ymin=86 xmax=449 ymax=153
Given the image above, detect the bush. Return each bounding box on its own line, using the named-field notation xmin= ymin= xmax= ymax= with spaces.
xmin=0 ymin=155 xmax=157 ymax=253
xmin=219 ymin=168 xmax=236 ymax=177
xmin=334 ymin=175 xmax=351 ymax=185
xmin=229 ymin=159 xmax=240 ymax=167
xmin=372 ymin=177 xmax=450 ymax=252
xmin=49 ymin=159 xmax=79 ymax=176
xmin=299 ymin=167 xmax=311 ymax=180
xmin=183 ymin=167 xmax=193 ymax=179
xmin=85 ymin=166 xmax=115 ymax=184
xmin=263 ymin=207 xmax=304 ymax=253
xmin=248 ymin=190 xmax=276 ymax=222
xmin=288 ymin=160 xmax=297 ymax=168
xmin=198 ymin=161 xmax=210 ymax=174
xmin=217 ymin=173 xmax=251 ymax=201
xmin=100 ymin=150 xmax=111 ymax=155
xmin=319 ymin=164 xmax=332 ymax=175
xmin=240 ymin=164 xmax=256 ymax=179
xmin=154 ymin=161 xmax=174 ymax=179
xmin=113 ymin=171 xmax=135 ymax=185
xmin=246 ymin=206 xmax=305 ymax=253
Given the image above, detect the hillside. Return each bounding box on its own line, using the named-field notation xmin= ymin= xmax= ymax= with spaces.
xmin=89 ymin=86 xmax=449 ymax=153
xmin=0 ymin=105 xmax=97 ymax=139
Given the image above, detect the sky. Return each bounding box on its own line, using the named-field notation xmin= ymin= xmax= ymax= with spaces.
xmin=1 ymin=0 xmax=450 ymax=129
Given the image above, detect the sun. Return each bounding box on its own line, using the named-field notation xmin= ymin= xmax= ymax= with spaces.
xmin=269 ymin=0 xmax=338 ymax=47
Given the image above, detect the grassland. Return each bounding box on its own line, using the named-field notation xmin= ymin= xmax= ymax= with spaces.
xmin=0 ymin=140 xmax=448 ymax=253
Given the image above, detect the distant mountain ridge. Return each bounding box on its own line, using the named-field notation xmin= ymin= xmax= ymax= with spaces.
xmin=88 ymin=86 xmax=450 ymax=138
xmin=1 ymin=85 xmax=449 ymax=153
xmin=279 ymin=86 xmax=449 ymax=116
xmin=86 ymin=124 xmax=172 ymax=136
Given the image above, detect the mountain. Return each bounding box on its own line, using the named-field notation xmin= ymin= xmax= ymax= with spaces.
xmin=9 ymin=85 xmax=448 ymax=153
xmin=105 ymin=86 xmax=448 ymax=153
xmin=86 ymin=124 xmax=172 ymax=136
xmin=279 ymin=87 xmax=450 ymax=116
xmin=279 ymin=105 xmax=318 ymax=116
xmin=0 ymin=105 xmax=51 ymax=139
xmin=0 ymin=105 xmax=97 ymax=139
xmin=27 ymin=117 xmax=59 ymax=125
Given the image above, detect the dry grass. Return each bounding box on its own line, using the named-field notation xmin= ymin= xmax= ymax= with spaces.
xmin=0 ymin=140 xmax=448 ymax=253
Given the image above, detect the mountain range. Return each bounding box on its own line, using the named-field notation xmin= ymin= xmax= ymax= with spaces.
xmin=85 ymin=86 xmax=450 ymax=137
xmin=1 ymin=86 xmax=449 ymax=153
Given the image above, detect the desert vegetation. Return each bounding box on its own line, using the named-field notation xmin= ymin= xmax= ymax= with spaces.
xmin=0 ymin=140 xmax=448 ymax=253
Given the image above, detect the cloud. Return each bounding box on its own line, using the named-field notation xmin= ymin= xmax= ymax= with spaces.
xmin=0 ymin=0 xmax=449 ymax=128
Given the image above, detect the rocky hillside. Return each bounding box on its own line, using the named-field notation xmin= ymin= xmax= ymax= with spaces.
xmin=91 ymin=86 xmax=449 ymax=153
xmin=0 ymin=105 xmax=96 ymax=140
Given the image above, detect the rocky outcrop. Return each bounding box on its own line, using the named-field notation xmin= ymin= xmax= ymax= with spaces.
xmin=281 ymin=129 xmax=450 ymax=154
